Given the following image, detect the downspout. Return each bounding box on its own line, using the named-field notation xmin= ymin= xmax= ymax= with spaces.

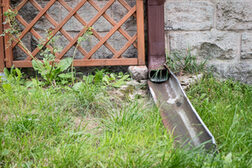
xmin=147 ymin=0 xmax=168 ymax=82
xmin=147 ymin=0 xmax=216 ymax=149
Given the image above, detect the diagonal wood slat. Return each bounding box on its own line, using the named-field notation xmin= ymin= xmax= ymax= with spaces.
xmin=29 ymin=0 xmax=88 ymax=57
xmin=57 ymin=0 xmax=115 ymax=59
xmin=12 ymin=0 xmax=57 ymax=48
xmin=29 ymin=0 xmax=88 ymax=59
xmin=85 ymin=6 xmax=136 ymax=59
xmin=113 ymin=35 xmax=137 ymax=58
xmin=88 ymin=0 xmax=137 ymax=48
xmin=16 ymin=15 xmax=58 ymax=58
xmin=25 ymin=0 xmax=88 ymax=60
xmin=58 ymin=0 xmax=117 ymax=55
xmin=2 ymin=0 xmax=145 ymax=67
xmin=15 ymin=0 xmax=29 ymax=11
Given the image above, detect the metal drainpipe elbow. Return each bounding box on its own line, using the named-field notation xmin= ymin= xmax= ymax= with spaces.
xmin=147 ymin=0 xmax=168 ymax=82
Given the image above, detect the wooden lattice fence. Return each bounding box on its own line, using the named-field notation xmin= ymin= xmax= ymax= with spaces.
xmin=0 ymin=0 xmax=145 ymax=70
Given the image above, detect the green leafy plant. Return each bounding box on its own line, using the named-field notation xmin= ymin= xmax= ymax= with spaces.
xmin=166 ymin=49 xmax=208 ymax=75
xmin=1 ymin=8 xmax=38 ymax=60
xmin=2 ymin=8 xmax=93 ymax=86
xmin=102 ymin=72 xmax=130 ymax=88
xmin=2 ymin=66 xmax=23 ymax=84
xmin=32 ymin=30 xmax=73 ymax=85
xmin=85 ymin=70 xmax=130 ymax=88
xmin=33 ymin=28 xmax=93 ymax=86
xmin=0 ymin=9 xmax=19 ymax=40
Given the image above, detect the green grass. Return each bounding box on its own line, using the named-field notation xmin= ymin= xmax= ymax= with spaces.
xmin=187 ymin=75 xmax=252 ymax=167
xmin=166 ymin=50 xmax=208 ymax=74
xmin=0 ymin=73 xmax=251 ymax=167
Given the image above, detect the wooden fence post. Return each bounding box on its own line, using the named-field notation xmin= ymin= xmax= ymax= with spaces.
xmin=0 ymin=0 xmax=5 ymax=71
xmin=136 ymin=0 xmax=145 ymax=65
xmin=2 ymin=0 xmax=12 ymax=68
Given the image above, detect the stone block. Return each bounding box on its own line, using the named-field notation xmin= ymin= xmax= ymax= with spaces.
xmin=128 ymin=66 xmax=148 ymax=81
xmin=213 ymin=62 xmax=252 ymax=84
xmin=217 ymin=0 xmax=252 ymax=30
xmin=168 ymin=30 xmax=240 ymax=60
xmin=164 ymin=1 xmax=214 ymax=30
xmin=241 ymin=32 xmax=252 ymax=59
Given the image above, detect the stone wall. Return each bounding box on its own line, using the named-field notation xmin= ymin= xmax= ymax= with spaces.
xmin=164 ymin=0 xmax=252 ymax=84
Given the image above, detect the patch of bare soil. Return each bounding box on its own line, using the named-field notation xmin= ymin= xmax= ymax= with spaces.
xmin=73 ymin=116 xmax=102 ymax=134
xmin=177 ymin=73 xmax=203 ymax=90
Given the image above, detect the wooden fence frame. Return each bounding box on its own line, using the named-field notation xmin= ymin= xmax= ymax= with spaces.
xmin=0 ymin=0 xmax=145 ymax=70
xmin=0 ymin=0 xmax=5 ymax=71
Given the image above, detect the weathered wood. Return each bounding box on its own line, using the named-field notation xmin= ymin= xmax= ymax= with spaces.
xmin=88 ymin=0 xmax=137 ymax=48
xmin=3 ymin=0 xmax=12 ymax=67
xmin=30 ymin=0 xmax=88 ymax=58
xmin=12 ymin=0 xmax=57 ymax=48
xmin=136 ymin=0 xmax=145 ymax=65
xmin=58 ymin=0 xmax=116 ymax=59
xmin=15 ymin=0 xmax=28 ymax=11
xmin=25 ymin=0 xmax=88 ymax=59
xmin=85 ymin=6 xmax=136 ymax=59
xmin=113 ymin=35 xmax=137 ymax=58
xmin=4 ymin=0 xmax=145 ymax=67
xmin=58 ymin=0 xmax=117 ymax=55
xmin=13 ymin=58 xmax=138 ymax=67
xmin=15 ymin=15 xmax=58 ymax=58
xmin=0 ymin=0 xmax=5 ymax=71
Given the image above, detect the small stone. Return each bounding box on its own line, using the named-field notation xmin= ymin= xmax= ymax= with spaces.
xmin=140 ymin=80 xmax=148 ymax=85
xmin=128 ymin=66 xmax=148 ymax=81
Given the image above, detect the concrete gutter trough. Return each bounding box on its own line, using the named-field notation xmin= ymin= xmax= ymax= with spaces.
xmin=147 ymin=0 xmax=216 ymax=150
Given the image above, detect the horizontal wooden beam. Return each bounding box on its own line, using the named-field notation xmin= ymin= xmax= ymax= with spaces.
xmin=11 ymin=58 xmax=138 ymax=67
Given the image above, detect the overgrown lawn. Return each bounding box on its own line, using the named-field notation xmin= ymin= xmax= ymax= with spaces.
xmin=0 ymin=74 xmax=251 ymax=167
